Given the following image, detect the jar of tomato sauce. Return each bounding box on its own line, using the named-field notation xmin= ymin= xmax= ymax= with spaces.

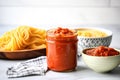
xmin=46 ymin=27 xmax=78 ymax=71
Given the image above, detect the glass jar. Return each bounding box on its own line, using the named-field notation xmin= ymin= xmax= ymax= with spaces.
xmin=46 ymin=27 xmax=78 ymax=71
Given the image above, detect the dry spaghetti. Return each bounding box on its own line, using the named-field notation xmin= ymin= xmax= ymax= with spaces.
xmin=0 ymin=26 xmax=46 ymax=51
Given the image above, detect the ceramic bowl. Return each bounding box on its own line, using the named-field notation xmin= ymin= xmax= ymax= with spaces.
xmin=76 ymin=27 xmax=112 ymax=54
xmin=0 ymin=48 xmax=46 ymax=60
xmin=82 ymin=48 xmax=120 ymax=73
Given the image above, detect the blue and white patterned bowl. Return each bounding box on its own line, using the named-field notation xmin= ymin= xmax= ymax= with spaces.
xmin=77 ymin=27 xmax=112 ymax=54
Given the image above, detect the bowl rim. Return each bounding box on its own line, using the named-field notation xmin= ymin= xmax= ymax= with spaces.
xmin=82 ymin=48 xmax=120 ymax=58
xmin=76 ymin=27 xmax=113 ymax=38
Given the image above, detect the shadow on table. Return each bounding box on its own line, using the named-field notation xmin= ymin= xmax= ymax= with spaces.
xmin=76 ymin=66 xmax=90 ymax=72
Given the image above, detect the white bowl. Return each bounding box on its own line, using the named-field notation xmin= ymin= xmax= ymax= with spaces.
xmin=82 ymin=48 xmax=120 ymax=73
xmin=77 ymin=27 xmax=112 ymax=54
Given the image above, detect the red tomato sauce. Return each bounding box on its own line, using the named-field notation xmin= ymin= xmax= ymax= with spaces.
xmin=46 ymin=27 xmax=78 ymax=71
xmin=84 ymin=46 xmax=119 ymax=56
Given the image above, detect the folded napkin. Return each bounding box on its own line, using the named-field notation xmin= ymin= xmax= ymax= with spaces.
xmin=7 ymin=56 xmax=47 ymax=78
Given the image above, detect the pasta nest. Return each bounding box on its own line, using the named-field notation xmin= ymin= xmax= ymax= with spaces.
xmin=0 ymin=26 xmax=46 ymax=51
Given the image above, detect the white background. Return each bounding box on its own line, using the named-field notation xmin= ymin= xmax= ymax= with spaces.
xmin=0 ymin=0 xmax=120 ymax=27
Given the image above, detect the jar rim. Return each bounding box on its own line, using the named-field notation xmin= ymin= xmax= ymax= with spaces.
xmin=46 ymin=28 xmax=77 ymax=37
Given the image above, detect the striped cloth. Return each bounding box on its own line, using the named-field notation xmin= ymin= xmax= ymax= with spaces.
xmin=7 ymin=56 xmax=47 ymax=78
